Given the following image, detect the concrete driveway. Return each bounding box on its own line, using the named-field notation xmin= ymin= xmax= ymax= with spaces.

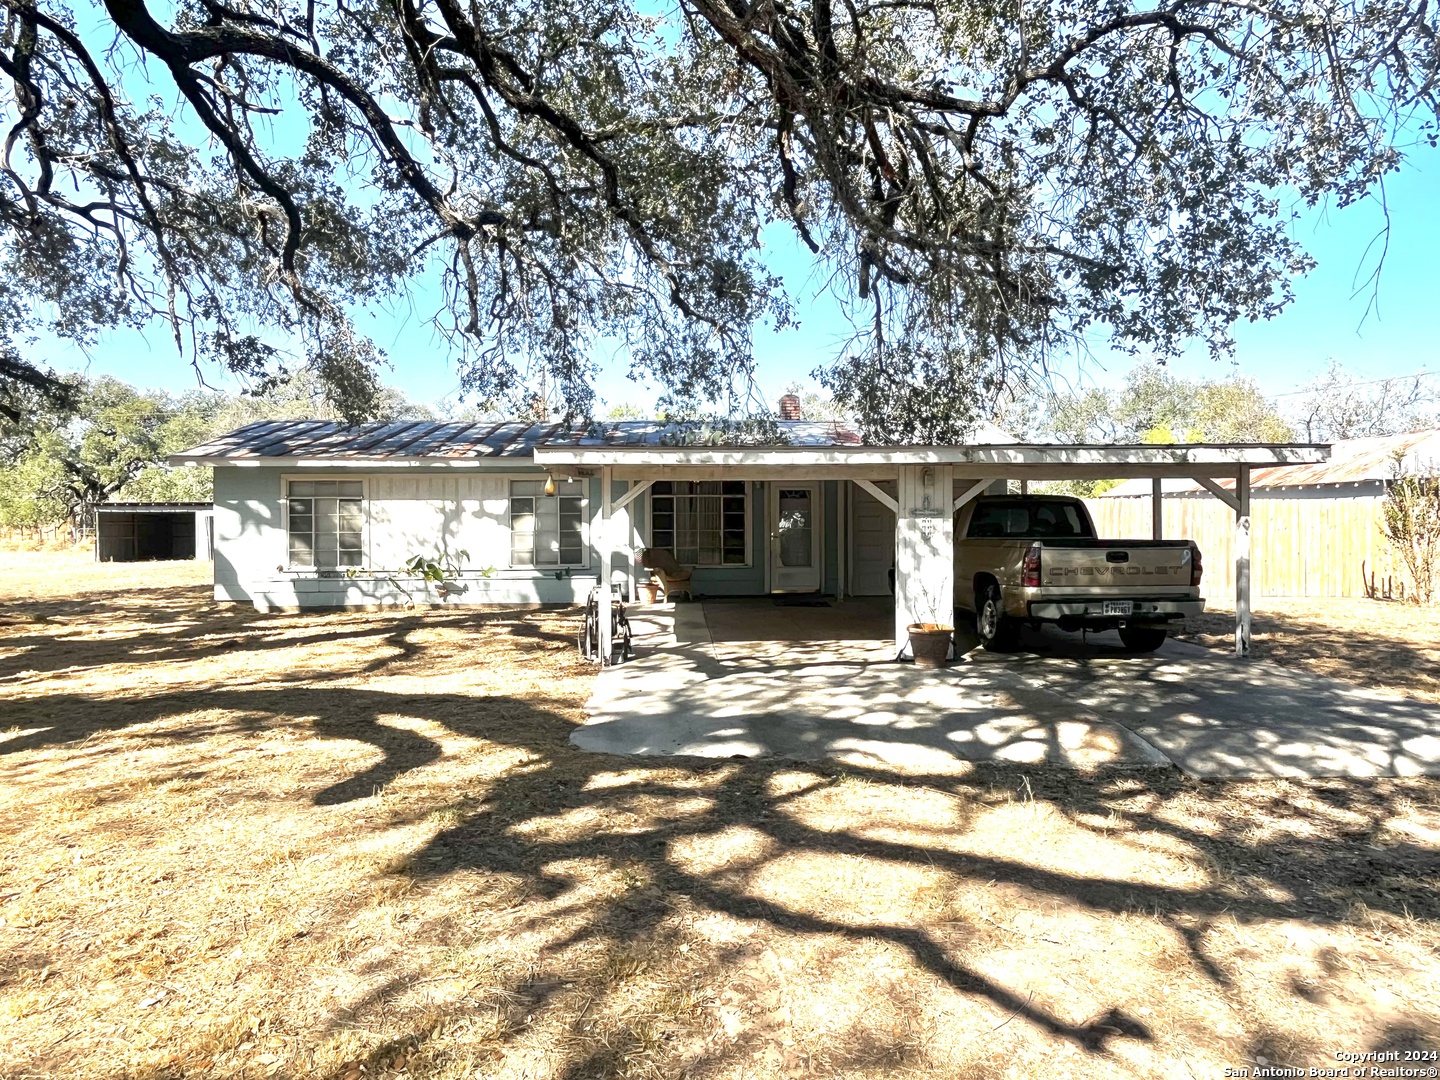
xmin=575 ymin=600 xmax=1440 ymax=778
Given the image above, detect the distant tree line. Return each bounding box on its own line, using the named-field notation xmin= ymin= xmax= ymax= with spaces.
xmin=0 ymin=370 xmax=437 ymax=536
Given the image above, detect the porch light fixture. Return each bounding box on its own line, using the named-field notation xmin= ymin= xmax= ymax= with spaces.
xmin=543 ymin=474 xmax=557 ymax=496
xmin=921 ymin=467 xmax=934 ymax=489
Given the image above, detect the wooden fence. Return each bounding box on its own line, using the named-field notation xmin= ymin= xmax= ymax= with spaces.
xmin=1085 ymin=495 xmax=1410 ymax=601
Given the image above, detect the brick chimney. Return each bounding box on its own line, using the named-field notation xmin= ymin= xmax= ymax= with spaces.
xmin=778 ymin=393 xmax=802 ymax=420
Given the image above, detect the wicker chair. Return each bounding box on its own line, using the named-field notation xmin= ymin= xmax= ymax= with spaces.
xmin=639 ymin=548 xmax=694 ymax=601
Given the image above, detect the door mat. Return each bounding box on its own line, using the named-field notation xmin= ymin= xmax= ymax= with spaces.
xmin=774 ymin=595 xmax=831 ymax=607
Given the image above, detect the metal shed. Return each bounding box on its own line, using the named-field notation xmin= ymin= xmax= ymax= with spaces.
xmin=95 ymin=502 xmax=214 ymax=562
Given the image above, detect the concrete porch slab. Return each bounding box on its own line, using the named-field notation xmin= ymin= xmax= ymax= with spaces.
xmin=577 ymin=601 xmax=1169 ymax=774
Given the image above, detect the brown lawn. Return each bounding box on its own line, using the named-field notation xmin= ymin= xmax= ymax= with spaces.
xmin=1177 ymin=597 xmax=1440 ymax=703
xmin=2 ymin=550 xmax=1438 ymax=1080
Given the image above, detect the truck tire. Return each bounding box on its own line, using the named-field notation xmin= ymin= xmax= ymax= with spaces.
xmin=976 ymin=584 xmax=1020 ymax=652
xmin=1118 ymin=626 xmax=1168 ymax=653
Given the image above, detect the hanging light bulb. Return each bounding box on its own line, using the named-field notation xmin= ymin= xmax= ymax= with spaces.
xmin=543 ymin=474 xmax=557 ymax=496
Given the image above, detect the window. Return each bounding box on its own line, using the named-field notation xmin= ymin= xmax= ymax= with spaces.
xmin=966 ymin=500 xmax=1093 ymax=539
xmin=287 ymin=480 xmax=364 ymax=568
xmin=651 ymin=481 xmax=748 ymax=566
xmin=510 ymin=479 xmax=586 ymax=567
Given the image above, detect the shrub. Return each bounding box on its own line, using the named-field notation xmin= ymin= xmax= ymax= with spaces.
xmin=1381 ymin=467 xmax=1440 ymax=605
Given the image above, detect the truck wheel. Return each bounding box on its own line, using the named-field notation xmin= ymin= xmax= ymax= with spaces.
xmin=976 ymin=584 xmax=1020 ymax=652
xmin=1118 ymin=626 xmax=1168 ymax=653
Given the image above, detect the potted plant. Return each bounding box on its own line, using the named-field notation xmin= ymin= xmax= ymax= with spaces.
xmin=635 ymin=579 xmax=662 ymax=604
xmin=906 ymin=577 xmax=955 ymax=668
xmin=907 ymin=622 xmax=954 ymax=668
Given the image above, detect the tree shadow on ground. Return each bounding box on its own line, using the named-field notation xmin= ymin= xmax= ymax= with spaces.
xmin=1176 ymin=604 xmax=1440 ymax=702
xmin=6 ymin=594 xmax=1440 ymax=1079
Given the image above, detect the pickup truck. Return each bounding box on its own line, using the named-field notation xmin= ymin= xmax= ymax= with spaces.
xmin=954 ymin=495 xmax=1204 ymax=652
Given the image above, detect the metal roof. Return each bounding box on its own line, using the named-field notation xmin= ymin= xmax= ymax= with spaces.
xmin=171 ymin=418 xmax=902 ymax=463
xmin=97 ymin=502 xmax=212 ymax=511
xmin=171 ymin=418 xmax=1330 ymax=477
xmin=1100 ymin=428 xmax=1440 ymax=496
xmin=171 ymin=419 xmax=583 ymax=463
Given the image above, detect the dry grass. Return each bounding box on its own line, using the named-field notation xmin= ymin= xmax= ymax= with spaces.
xmin=1178 ymin=597 xmax=1440 ymax=702
xmin=2 ymin=553 xmax=1439 ymax=1080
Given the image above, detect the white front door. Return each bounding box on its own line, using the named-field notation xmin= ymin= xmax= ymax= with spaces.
xmin=769 ymin=483 xmax=822 ymax=593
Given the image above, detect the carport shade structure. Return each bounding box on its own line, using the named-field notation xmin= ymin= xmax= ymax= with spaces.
xmin=531 ymin=432 xmax=1330 ymax=664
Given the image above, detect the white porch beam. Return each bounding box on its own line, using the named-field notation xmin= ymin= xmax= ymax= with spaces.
xmin=853 ymin=478 xmax=899 ymax=514
xmin=1236 ymin=466 xmax=1252 ymax=659
xmin=533 ymin=443 xmax=1327 ymax=471
xmin=1192 ymin=475 xmax=1241 ymax=513
xmin=952 ymin=479 xmax=990 ymax=513
xmin=1151 ymin=477 xmax=1163 ymax=540
xmin=597 ymin=466 xmax=613 ymax=665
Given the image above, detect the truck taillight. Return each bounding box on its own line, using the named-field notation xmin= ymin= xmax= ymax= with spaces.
xmin=1190 ymin=543 xmax=1204 ymax=587
xmin=1022 ymin=545 xmax=1042 ymax=588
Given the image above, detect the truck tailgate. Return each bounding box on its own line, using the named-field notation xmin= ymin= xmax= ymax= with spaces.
xmin=1038 ymin=541 xmax=1194 ymax=593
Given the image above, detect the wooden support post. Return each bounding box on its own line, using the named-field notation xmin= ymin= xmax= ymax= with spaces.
xmin=1020 ymin=479 xmax=1029 ymax=495
xmin=1151 ymin=477 xmax=1163 ymax=540
xmin=598 ymin=466 xmax=613 ymax=665
xmin=894 ymin=464 xmax=955 ymax=657
xmin=1235 ymin=465 xmax=1251 ymax=659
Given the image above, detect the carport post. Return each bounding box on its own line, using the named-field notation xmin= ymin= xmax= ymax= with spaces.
xmin=894 ymin=464 xmax=955 ymax=658
xmin=1235 ymin=465 xmax=1252 ymax=659
xmin=1151 ymin=477 xmax=1163 ymax=540
xmin=598 ymin=466 xmax=613 ymax=665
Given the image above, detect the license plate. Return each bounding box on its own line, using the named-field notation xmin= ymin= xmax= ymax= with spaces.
xmin=1103 ymin=601 xmax=1133 ymax=616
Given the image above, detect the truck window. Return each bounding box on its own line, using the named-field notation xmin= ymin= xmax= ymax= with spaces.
xmin=965 ymin=501 xmax=1094 ymax=539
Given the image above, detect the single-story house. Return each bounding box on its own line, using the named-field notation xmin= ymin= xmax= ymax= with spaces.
xmin=170 ymin=405 xmax=1330 ymax=658
xmin=95 ymin=501 xmax=215 ymax=562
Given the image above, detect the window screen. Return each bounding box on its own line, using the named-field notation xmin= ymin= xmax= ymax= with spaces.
xmin=510 ymin=479 xmax=586 ymax=567
xmin=651 ymin=481 xmax=747 ymax=566
xmin=287 ymin=480 xmax=364 ymax=568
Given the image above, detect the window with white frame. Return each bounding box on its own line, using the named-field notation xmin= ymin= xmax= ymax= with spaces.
xmin=651 ymin=481 xmax=748 ymax=566
xmin=287 ymin=480 xmax=364 ymax=568
xmin=510 ymin=479 xmax=587 ymax=567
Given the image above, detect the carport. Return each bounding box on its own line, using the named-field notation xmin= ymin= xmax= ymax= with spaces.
xmin=533 ymin=435 xmax=1330 ymax=663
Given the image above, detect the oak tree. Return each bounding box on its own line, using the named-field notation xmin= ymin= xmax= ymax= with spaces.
xmin=2 ymin=0 xmax=1436 ymax=439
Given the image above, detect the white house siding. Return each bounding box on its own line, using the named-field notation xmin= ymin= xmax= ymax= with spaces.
xmin=213 ymin=466 xmax=604 ymax=609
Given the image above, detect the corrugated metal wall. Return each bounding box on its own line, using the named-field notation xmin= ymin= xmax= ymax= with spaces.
xmin=1086 ymin=495 xmax=1410 ymax=600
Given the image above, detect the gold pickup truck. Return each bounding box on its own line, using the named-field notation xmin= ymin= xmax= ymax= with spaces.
xmin=954 ymin=495 xmax=1205 ymax=652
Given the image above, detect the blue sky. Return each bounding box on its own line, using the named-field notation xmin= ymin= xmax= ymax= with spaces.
xmin=39 ymin=18 xmax=1440 ymax=415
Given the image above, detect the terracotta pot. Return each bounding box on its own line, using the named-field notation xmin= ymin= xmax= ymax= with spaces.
xmin=907 ymin=623 xmax=954 ymax=668
xmin=636 ymin=581 xmax=662 ymax=605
